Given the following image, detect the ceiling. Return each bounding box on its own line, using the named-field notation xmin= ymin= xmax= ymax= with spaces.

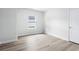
xmin=31 ymin=8 xmax=49 ymax=12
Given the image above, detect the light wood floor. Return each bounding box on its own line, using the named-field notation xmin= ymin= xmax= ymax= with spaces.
xmin=0 ymin=34 xmax=79 ymax=51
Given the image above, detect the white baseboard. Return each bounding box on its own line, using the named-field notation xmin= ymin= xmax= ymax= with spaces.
xmin=0 ymin=37 xmax=17 ymax=44
xmin=45 ymin=32 xmax=69 ymax=41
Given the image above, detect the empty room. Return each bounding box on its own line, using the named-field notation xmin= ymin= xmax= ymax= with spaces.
xmin=0 ymin=8 xmax=79 ymax=51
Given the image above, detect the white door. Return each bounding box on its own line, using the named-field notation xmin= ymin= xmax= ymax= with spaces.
xmin=70 ymin=8 xmax=79 ymax=43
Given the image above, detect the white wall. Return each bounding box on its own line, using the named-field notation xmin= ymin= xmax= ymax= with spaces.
xmin=16 ymin=9 xmax=44 ymax=36
xmin=45 ymin=8 xmax=69 ymax=41
xmin=0 ymin=8 xmax=17 ymax=44
xmin=0 ymin=8 xmax=70 ymax=44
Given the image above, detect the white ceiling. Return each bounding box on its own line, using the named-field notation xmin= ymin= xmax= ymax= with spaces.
xmin=31 ymin=8 xmax=49 ymax=12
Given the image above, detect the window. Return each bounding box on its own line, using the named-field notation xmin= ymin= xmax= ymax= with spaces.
xmin=28 ymin=16 xmax=36 ymax=28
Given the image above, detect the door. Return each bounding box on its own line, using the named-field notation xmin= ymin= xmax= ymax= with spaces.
xmin=70 ymin=8 xmax=79 ymax=43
